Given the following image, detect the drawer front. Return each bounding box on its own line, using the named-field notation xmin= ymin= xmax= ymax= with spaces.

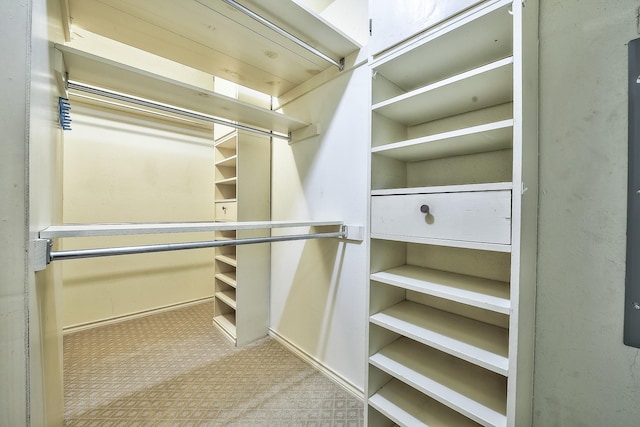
xmin=371 ymin=190 xmax=511 ymax=245
xmin=215 ymin=202 xmax=237 ymax=222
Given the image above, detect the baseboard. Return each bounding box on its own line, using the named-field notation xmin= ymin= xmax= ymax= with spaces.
xmin=63 ymin=296 xmax=215 ymax=335
xmin=268 ymin=328 xmax=365 ymax=401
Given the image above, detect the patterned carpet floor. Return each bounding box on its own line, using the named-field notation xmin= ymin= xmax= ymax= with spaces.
xmin=64 ymin=302 xmax=364 ymax=426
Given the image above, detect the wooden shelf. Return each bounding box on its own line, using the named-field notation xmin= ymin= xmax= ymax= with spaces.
xmin=370 ymin=337 xmax=507 ymax=426
xmin=370 ymin=182 xmax=512 ymax=197
xmin=215 ymin=132 xmax=237 ymax=149
xmin=215 ymin=291 xmax=237 ymax=310
xmin=215 ymin=177 xmax=238 ymax=186
xmin=368 ymin=378 xmax=481 ymax=427
xmin=372 ymin=120 xmax=513 ymax=162
xmin=370 ymin=265 xmax=510 ymax=314
xmin=215 ymin=254 xmax=237 ymax=268
xmin=55 ymin=44 xmax=310 ymax=133
xmin=215 ymin=272 xmax=237 ymax=288
xmin=64 ymin=0 xmax=360 ymax=97
xmin=372 ymin=57 xmax=513 ymax=126
xmin=370 ymin=301 xmax=509 ymax=375
xmin=214 ymin=155 xmax=237 ymax=168
xmin=40 ymin=220 xmax=344 ymax=238
xmin=213 ymin=313 xmax=236 ymax=338
xmin=371 ymin=1 xmax=512 ymax=92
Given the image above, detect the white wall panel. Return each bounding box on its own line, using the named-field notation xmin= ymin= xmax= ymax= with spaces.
xmin=271 ymin=64 xmax=370 ymax=390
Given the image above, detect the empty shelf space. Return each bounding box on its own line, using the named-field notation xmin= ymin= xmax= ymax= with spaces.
xmin=370 ymin=337 xmax=507 ymax=427
xmin=369 ymin=378 xmax=481 ymax=427
xmin=215 ymin=254 xmax=237 ymax=267
xmin=213 ymin=313 xmax=236 ymax=338
xmin=372 ymin=57 xmax=513 ymax=126
xmin=215 ymin=155 xmax=237 ymax=168
xmin=215 ymin=291 xmax=237 ymax=310
xmin=215 ymin=272 xmax=237 ymax=288
xmin=55 ymin=44 xmax=310 ymax=133
xmin=372 ymin=120 xmax=513 ymax=162
xmin=372 ymin=1 xmax=512 ymax=93
xmin=370 ymin=265 xmax=510 ymax=314
xmin=215 ymin=177 xmax=238 ymax=185
xmin=215 ymin=133 xmax=237 ymax=149
xmin=369 ymin=301 xmax=508 ymax=375
xmin=371 ymin=182 xmax=512 ymax=197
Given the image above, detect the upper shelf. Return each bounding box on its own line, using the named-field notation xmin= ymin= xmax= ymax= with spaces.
xmin=55 ymin=44 xmax=309 ymax=134
xmin=371 ymin=0 xmax=513 ymax=91
xmin=372 ymin=57 xmax=514 ymax=126
xmin=65 ymin=0 xmax=361 ymax=97
xmin=39 ymin=220 xmax=343 ymax=238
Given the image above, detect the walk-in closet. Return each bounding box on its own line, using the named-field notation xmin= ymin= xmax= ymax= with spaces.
xmin=11 ymin=0 xmax=640 ymax=426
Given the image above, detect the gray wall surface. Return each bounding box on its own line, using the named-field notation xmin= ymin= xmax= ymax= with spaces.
xmin=535 ymin=1 xmax=640 ymax=425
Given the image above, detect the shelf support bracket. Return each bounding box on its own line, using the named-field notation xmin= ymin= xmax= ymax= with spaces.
xmin=289 ymin=123 xmax=321 ymax=144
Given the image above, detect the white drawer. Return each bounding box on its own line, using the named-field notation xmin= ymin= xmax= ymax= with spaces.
xmin=215 ymin=201 xmax=237 ymax=222
xmin=371 ymin=190 xmax=511 ymax=246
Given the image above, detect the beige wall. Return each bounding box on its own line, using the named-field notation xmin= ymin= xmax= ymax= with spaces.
xmin=535 ymin=1 xmax=640 ymax=425
xmin=61 ymin=101 xmax=215 ymax=329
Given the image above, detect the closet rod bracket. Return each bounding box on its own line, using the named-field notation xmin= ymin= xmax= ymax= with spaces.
xmin=339 ymin=224 xmax=364 ymax=242
xmin=31 ymin=238 xmax=53 ymax=272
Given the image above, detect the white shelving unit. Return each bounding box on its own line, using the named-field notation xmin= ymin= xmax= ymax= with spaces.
xmin=213 ymin=129 xmax=271 ymax=346
xmin=367 ymin=1 xmax=538 ymax=426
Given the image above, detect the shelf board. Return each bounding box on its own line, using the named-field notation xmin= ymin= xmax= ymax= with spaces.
xmin=215 ymin=254 xmax=237 ymax=268
xmin=372 ymin=1 xmax=512 ymax=93
xmin=55 ymin=44 xmax=309 ymax=133
xmin=215 ymin=272 xmax=237 ymax=288
xmin=372 ymin=120 xmax=513 ymax=162
xmin=40 ymin=220 xmax=343 ymax=238
xmin=370 ymin=337 xmax=507 ymax=427
xmin=370 ymin=301 xmax=509 ymax=375
xmin=215 ymin=177 xmax=238 ymax=186
xmin=371 ymin=265 xmax=510 ymax=314
xmin=65 ymin=0 xmax=360 ymax=97
xmin=370 ymin=233 xmax=512 ymax=253
xmin=368 ymin=379 xmax=480 ymax=427
xmin=215 ymin=291 xmax=237 ymax=310
xmin=215 ymin=155 xmax=237 ymax=168
xmin=371 ymin=182 xmax=512 ymax=196
xmin=213 ymin=314 xmax=237 ymax=339
xmin=215 ymin=132 xmax=237 ymax=149
xmin=372 ymin=57 xmax=513 ymax=126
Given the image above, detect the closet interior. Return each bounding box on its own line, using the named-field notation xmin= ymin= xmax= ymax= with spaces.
xmin=40 ymin=0 xmax=538 ymax=425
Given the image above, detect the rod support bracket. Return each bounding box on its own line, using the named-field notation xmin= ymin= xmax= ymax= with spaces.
xmin=340 ymin=224 xmax=364 ymax=242
xmin=31 ymin=238 xmax=52 ymax=271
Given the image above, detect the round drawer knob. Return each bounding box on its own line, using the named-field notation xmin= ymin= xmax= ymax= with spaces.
xmin=420 ymin=204 xmax=430 ymax=214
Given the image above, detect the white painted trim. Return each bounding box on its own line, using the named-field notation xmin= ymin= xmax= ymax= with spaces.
xmin=63 ymin=297 xmax=214 ymax=335
xmin=268 ymin=329 xmax=365 ymax=401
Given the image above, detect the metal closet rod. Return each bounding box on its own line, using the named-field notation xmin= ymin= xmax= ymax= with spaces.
xmin=220 ymin=0 xmax=344 ymax=70
xmin=47 ymin=229 xmax=345 ymax=263
xmin=67 ymin=81 xmax=290 ymax=141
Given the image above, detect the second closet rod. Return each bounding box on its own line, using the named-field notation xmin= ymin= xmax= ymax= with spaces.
xmin=67 ymin=81 xmax=290 ymax=141
xmin=48 ymin=230 xmax=345 ymax=262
